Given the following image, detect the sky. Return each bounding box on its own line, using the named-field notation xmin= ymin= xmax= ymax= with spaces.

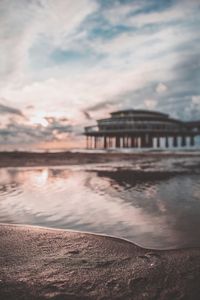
xmin=0 ymin=0 xmax=200 ymax=150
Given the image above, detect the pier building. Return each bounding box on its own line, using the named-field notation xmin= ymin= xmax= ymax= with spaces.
xmin=84 ymin=109 xmax=200 ymax=149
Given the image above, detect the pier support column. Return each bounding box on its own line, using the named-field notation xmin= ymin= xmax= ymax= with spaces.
xmin=101 ymin=137 xmax=104 ymax=149
xmin=123 ymin=137 xmax=126 ymax=148
xmin=138 ymin=137 xmax=141 ymax=148
xmin=165 ymin=136 xmax=169 ymax=148
xmin=181 ymin=135 xmax=186 ymax=147
xmin=190 ymin=135 xmax=195 ymax=147
xmin=135 ymin=137 xmax=138 ymax=148
xmin=125 ymin=137 xmax=128 ymax=148
xmin=156 ymin=136 xmax=160 ymax=148
xmin=126 ymin=137 xmax=129 ymax=148
xmin=141 ymin=135 xmax=146 ymax=148
xmin=107 ymin=137 xmax=109 ymax=148
xmin=148 ymin=134 xmax=153 ymax=148
xmin=96 ymin=137 xmax=98 ymax=149
xmin=173 ymin=136 xmax=178 ymax=147
xmin=88 ymin=136 xmax=91 ymax=149
xmin=116 ymin=136 xmax=120 ymax=148
xmin=104 ymin=136 xmax=107 ymax=149
xmin=128 ymin=137 xmax=131 ymax=148
xmin=86 ymin=136 xmax=89 ymax=149
xmin=94 ymin=137 xmax=97 ymax=149
xmin=110 ymin=137 xmax=113 ymax=148
xmin=98 ymin=136 xmax=102 ymax=149
xmin=131 ymin=137 xmax=135 ymax=148
xmin=98 ymin=137 xmax=101 ymax=149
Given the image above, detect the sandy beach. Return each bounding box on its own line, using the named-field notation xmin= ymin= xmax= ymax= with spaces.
xmin=0 ymin=224 xmax=200 ymax=300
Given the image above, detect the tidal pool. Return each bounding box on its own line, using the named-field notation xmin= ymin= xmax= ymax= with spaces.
xmin=0 ymin=160 xmax=200 ymax=249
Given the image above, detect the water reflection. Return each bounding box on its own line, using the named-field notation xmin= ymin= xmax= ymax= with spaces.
xmin=0 ymin=165 xmax=200 ymax=249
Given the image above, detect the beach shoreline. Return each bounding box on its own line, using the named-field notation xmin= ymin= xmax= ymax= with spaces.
xmin=0 ymin=224 xmax=200 ymax=300
xmin=0 ymin=150 xmax=200 ymax=168
xmin=1 ymin=152 xmax=200 ymax=299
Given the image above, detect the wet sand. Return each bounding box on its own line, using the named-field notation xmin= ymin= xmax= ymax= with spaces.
xmin=1 ymin=224 xmax=200 ymax=300
xmin=0 ymin=150 xmax=199 ymax=168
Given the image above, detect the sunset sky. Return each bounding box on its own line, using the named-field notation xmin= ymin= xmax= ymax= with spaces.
xmin=0 ymin=0 xmax=199 ymax=149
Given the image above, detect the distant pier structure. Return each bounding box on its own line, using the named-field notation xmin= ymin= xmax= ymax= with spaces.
xmin=84 ymin=109 xmax=200 ymax=149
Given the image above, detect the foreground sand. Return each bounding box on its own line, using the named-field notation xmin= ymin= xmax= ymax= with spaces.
xmin=0 ymin=225 xmax=200 ymax=300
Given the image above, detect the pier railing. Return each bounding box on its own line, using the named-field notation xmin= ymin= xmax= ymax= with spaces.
xmin=84 ymin=126 xmax=99 ymax=133
xmin=84 ymin=125 xmax=197 ymax=134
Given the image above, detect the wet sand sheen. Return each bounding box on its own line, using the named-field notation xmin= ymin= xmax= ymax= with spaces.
xmin=0 ymin=224 xmax=200 ymax=300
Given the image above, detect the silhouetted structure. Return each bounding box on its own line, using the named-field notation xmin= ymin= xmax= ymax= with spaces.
xmin=84 ymin=109 xmax=200 ymax=149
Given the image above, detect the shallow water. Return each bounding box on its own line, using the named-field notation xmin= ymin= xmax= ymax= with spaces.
xmin=0 ymin=157 xmax=200 ymax=249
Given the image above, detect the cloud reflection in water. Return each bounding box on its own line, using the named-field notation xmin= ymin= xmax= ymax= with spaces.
xmin=0 ymin=166 xmax=200 ymax=249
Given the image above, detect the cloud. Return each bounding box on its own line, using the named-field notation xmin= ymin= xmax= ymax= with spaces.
xmin=0 ymin=0 xmax=97 ymax=83
xmin=86 ymin=99 xmax=117 ymax=112
xmin=102 ymin=1 xmax=143 ymax=26
xmin=144 ymin=99 xmax=157 ymax=110
xmin=82 ymin=110 xmax=92 ymax=120
xmin=102 ymin=0 xmax=200 ymax=28
xmin=0 ymin=117 xmax=73 ymax=145
xmin=0 ymin=103 xmax=24 ymax=117
xmin=26 ymin=105 xmax=34 ymax=110
xmin=192 ymin=96 xmax=200 ymax=104
xmin=0 ymin=0 xmax=199 ymax=148
xmin=45 ymin=116 xmax=69 ymax=126
xmin=156 ymin=83 xmax=168 ymax=94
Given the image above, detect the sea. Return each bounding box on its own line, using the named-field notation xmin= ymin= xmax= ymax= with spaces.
xmin=0 ymin=146 xmax=200 ymax=250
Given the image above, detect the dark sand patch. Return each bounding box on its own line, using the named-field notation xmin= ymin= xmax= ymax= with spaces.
xmin=0 ymin=224 xmax=200 ymax=299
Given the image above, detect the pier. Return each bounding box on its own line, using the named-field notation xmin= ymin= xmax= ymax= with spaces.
xmin=84 ymin=110 xmax=200 ymax=149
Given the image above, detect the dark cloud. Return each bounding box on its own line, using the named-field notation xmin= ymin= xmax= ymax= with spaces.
xmin=26 ymin=105 xmax=34 ymax=110
xmin=82 ymin=110 xmax=92 ymax=120
xmin=0 ymin=117 xmax=73 ymax=145
xmin=0 ymin=103 xmax=24 ymax=117
xmin=44 ymin=117 xmax=72 ymax=134
xmin=86 ymin=99 xmax=119 ymax=112
xmin=45 ymin=116 xmax=69 ymax=125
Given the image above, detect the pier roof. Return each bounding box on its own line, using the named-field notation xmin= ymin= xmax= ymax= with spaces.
xmin=110 ymin=109 xmax=169 ymax=118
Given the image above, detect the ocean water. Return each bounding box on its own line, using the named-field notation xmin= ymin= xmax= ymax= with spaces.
xmin=0 ymin=156 xmax=200 ymax=250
